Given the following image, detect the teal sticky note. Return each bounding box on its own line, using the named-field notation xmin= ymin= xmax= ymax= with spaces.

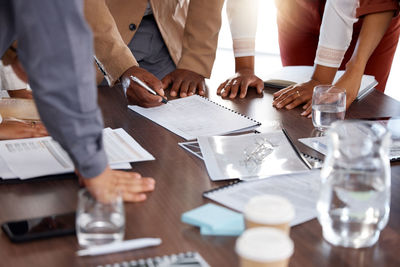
xmin=181 ymin=203 xmax=244 ymax=232
xmin=200 ymin=217 xmax=244 ymax=236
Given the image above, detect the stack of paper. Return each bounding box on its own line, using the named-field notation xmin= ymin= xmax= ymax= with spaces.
xmin=197 ymin=131 xmax=309 ymax=181
xmin=203 ymin=171 xmax=321 ymax=226
xmin=299 ymin=135 xmax=400 ymax=161
xmin=264 ymin=66 xmax=378 ymax=100
xmin=128 ymin=95 xmax=261 ymax=140
xmin=181 ymin=203 xmax=245 ymax=236
xmin=0 ymin=128 xmax=155 ymax=180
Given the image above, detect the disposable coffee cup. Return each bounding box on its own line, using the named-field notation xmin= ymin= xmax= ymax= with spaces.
xmin=236 ymin=227 xmax=294 ymax=267
xmin=244 ymin=195 xmax=295 ymax=234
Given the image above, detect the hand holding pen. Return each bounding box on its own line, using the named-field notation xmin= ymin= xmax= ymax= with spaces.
xmin=130 ymin=76 xmax=168 ymax=104
xmin=121 ymin=66 xmax=167 ymax=107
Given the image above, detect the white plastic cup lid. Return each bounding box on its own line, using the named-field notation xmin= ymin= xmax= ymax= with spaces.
xmin=244 ymin=195 xmax=295 ymax=225
xmin=236 ymin=227 xmax=294 ymax=263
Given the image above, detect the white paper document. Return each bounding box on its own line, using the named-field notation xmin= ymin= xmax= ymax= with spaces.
xmin=178 ymin=141 xmax=204 ymax=160
xmin=264 ymin=66 xmax=378 ymax=100
xmin=204 ymin=170 xmax=321 ymax=226
xmin=198 ymin=131 xmax=309 ymax=181
xmin=128 ymin=95 xmax=260 ymax=140
xmin=0 ymin=128 xmax=154 ymax=179
xmin=299 ymin=118 xmax=400 ymax=161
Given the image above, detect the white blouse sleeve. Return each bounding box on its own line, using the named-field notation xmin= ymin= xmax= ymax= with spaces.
xmin=226 ymin=0 xmax=258 ymax=57
xmin=0 ymin=60 xmax=28 ymax=91
xmin=315 ymin=0 xmax=359 ymax=68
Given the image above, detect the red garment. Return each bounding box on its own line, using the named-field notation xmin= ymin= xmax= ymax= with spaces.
xmin=276 ymin=0 xmax=400 ymax=92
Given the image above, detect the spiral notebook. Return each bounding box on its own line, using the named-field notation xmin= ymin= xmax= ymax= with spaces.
xmin=203 ymin=170 xmax=321 ymax=226
xmin=97 ymin=251 xmax=210 ymax=267
xmin=128 ymin=95 xmax=261 ymax=140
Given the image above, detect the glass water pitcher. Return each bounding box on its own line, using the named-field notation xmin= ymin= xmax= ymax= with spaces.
xmin=317 ymin=121 xmax=391 ymax=248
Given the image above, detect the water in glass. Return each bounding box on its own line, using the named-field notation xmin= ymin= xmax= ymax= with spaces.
xmin=76 ymin=189 xmax=125 ymax=247
xmin=312 ymin=85 xmax=346 ymax=130
xmin=312 ymin=104 xmax=345 ymax=130
xmin=317 ymin=121 xmax=391 ymax=248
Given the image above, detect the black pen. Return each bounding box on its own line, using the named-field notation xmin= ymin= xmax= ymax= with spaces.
xmin=282 ymin=128 xmax=313 ymax=169
xmin=130 ymin=75 xmax=168 ymax=104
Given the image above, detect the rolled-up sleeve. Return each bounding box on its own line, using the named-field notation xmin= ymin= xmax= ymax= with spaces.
xmin=227 ymin=0 xmax=258 ymax=57
xmin=315 ymin=0 xmax=359 ymax=68
xmin=12 ymin=0 xmax=108 ymax=178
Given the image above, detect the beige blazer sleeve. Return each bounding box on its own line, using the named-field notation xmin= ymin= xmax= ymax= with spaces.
xmin=84 ymin=0 xmax=138 ymax=85
xmin=177 ymin=0 xmax=224 ymax=78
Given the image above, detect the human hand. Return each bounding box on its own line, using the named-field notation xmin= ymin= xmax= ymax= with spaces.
xmin=272 ymin=79 xmax=320 ymax=112
xmin=0 ymin=120 xmax=48 ymax=140
xmin=301 ymin=83 xmax=351 ymax=118
xmin=121 ymin=66 xmax=165 ymax=107
xmin=162 ymin=69 xmax=206 ymax=97
xmin=217 ymin=69 xmax=263 ymax=99
xmin=8 ymin=89 xmax=33 ymax=99
xmin=334 ymin=69 xmax=363 ymax=109
xmin=79 ymin=166 xmax=155 ymax=202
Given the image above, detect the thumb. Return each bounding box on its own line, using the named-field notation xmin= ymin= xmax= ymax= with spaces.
xmin=255 ymin=79 xmax=264 ymax=94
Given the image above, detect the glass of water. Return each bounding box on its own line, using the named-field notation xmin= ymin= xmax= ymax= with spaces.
xmin=76 ymin=188 xmax=125 ymax=247
xmin=317 ymin=121 xmax=391 ymax=248
xmin=312 ymin=85 xmax=346 ymax=130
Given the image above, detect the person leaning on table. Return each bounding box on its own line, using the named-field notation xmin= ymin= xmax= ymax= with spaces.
xmin=0 ymin=0 xmax=155 ymax=201
xmin=1 ymin=44 xmax=32 ymax=99
xmin=84 ymin=0 xmax=224 ymax=107
xmin=218 ymin=0 xmax=400 ymax=114
xmin=0 ymin=45 xmax=48 ymax=139
xmin=272 ymin=0 xmax=400 ymax=117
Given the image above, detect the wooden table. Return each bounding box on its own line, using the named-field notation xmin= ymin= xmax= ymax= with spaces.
xmin=0 ymin=84 xmax=399 ymax=267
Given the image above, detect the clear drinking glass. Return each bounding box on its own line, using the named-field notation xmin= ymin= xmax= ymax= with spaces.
xmin=312 ymin=85 xmax=346 ymax=130
xmin=76 ymin=188 xmax=125 ymax=247
xmin=317 ymin=121 xmax=391 ymax=248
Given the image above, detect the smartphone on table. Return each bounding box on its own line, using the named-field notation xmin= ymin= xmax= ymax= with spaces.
xmin=1 ymin=212 xmax=75 ymax=243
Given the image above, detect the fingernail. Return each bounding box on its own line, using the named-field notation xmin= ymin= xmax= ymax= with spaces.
xmin=148 ymin=184 xmax=155 ymax=190
xmin=181 ymin=93 xmax=187 ymax=97
xmin=301 ymin=111 xmax=306 ymax=116
xmin=170 ymin=92 xmax=176 ymax=96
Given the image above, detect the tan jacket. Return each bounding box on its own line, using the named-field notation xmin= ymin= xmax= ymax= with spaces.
xmin=84 ymin=0 xmax=224 ymax=85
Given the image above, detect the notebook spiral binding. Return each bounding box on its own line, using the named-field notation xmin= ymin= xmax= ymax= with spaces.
xmin=202 ymin=180 xmax=243 ymax=197
xmin=198 ymin=95 xmax=261 ymax=126
xmin=301 ymin=153 xmax=323 ymax=162
xmin=301 ymin=152 xmax=323 ymax=169
xmin=96 ymin=251 xmax=210 ymax=267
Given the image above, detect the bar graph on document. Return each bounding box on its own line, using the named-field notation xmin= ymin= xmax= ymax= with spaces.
xmin=0 ymin=128 xmax=155 ymax=180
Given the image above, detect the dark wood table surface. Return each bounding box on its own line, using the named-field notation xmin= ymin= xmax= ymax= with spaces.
xmin=0 ymin=83 xmax=399 ymax=267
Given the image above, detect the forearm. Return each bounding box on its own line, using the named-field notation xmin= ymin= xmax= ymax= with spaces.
xmin=84 ymin=0 xmax=138 ymax=85
xmin=311 ymin=64 xmax=338 ymax=84
xmin=13 ymin=0 xmax=107 ymax=178
xmin=347 ymin=10 xmax=394 ymax=70
xmin=235 ymin=56 xmax=254 ymax=72
xmin=177 ymin=0 xmax=224 ymax=78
